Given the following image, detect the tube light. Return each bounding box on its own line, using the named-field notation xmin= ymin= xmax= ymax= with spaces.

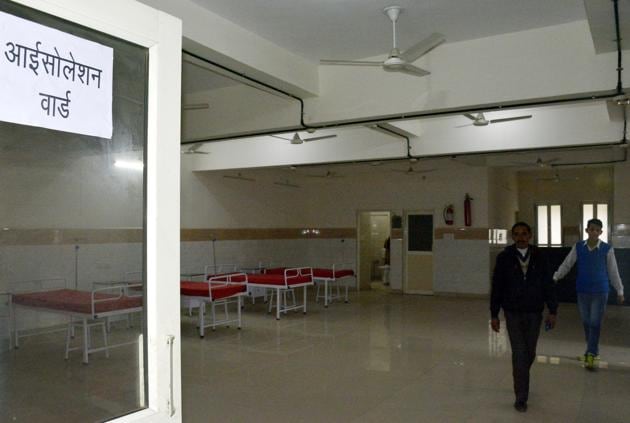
xmin=114 ymin=160 xmax=144 ymax=171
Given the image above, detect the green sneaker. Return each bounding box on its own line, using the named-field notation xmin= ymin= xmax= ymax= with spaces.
xmin=585 ymin=353 xmax=595 ymax=370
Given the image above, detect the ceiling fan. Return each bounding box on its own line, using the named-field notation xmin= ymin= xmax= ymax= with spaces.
xmin=537 ymin=171 xmax=579 ymax=182
xmin=181 ymin=144 xmax=209 ymax=155
xmin=320 ymin=6 xmax=445 ymax=78
xmin=459 ymin=112 xmax=533 ymax=127
xmin=511 ymin=157 xmax=560 ymax=168
xmin=274 ymin=179 xmax=300 ymax=188
xmin=223 ymin=172 xmax=255 ymax=182
xmin=307 ymin=170 xmax=344 ymax=179
xmin=392 ymin=165 xmax=435 ymax=176
xmin=271 ymin=132 xmax=337 ymax=145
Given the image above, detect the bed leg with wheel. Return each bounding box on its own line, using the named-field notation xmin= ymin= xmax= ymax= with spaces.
xmin=82 ymin=318 xmax=89 ymax=364
xmin=276 ymin=289 xmax=281 ymax=320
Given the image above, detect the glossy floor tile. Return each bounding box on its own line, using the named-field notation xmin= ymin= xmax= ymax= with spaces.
xmin=2 ymin=291 xmax=629 ymax=422
xmin=182 ymin=291 xmax=630 ymax=423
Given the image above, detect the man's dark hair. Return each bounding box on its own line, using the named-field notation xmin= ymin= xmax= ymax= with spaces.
xmin=587 ymin=218 xmax=603 ymax=229
xmin=512 ymin=221 xmax=532 ymax=234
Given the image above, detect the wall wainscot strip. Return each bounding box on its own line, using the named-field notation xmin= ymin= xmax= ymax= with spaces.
xmin=434 ymin=227 xmax=489 ymax=240
xmin=181 ymin=228 xmax=356 ymax=241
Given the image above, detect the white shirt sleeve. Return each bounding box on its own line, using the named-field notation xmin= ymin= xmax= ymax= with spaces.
xmin=553 ymin=244 xmax=577 ymax=281
xmin=607 ymin=247 xmax=624 ymax=296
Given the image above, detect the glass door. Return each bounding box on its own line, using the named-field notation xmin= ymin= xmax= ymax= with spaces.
xmin=0 ymin=1 xmax=181 ymax=421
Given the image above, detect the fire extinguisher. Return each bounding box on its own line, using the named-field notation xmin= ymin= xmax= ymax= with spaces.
xmin=443 ymin=204 xmax=454 ymax=225
xmin=464 ymin=193 xmax=473 ymax=227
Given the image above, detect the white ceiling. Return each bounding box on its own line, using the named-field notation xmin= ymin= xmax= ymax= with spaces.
xmin=190 ymin=0 xmax=586 ymax=61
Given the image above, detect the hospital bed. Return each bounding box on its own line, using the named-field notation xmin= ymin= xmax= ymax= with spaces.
xmin=247 ymin=267 xmax=313 ymax=320
xmin=180 ymin=273 xmax=247 ymax=337
xmin=180 ymin=264 xmax=239 ymax=316
xmin=9 ymin=280 xmax=142 ymax=364
xmin=313 ymin=264 xmax=356 ymax=307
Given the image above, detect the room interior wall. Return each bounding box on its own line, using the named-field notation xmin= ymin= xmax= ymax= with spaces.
xmin=517 ymin=165 xmax=614 ymax=245
xmin=182 ymin=84 xmax=301 ymax=141
xmin=180 ymin=159 xmax=492 ymax=295
xmin=488 ymin=167 xmax=518 ymax=230
xmin=613 ymin=160 xmax=630 ymax=248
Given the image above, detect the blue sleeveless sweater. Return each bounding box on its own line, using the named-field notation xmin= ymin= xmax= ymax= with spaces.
xmin=576 ymin=241 xmax=610 ymax=293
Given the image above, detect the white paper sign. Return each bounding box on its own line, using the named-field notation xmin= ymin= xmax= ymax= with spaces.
xmin=0 ymin=11 xmax=113 ymax=138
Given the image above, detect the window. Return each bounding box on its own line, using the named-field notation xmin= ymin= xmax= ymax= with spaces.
xmin=536 ymin=204 xmax=562 ymax=246
xmin=582 ymin=203 xmax=609 ymax=242
xmin=488 ymin=229 xmax=508 ymax=245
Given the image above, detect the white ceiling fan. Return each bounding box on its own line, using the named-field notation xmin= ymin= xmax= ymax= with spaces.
xmin=510 ymin=157 xmax=560 ymax=168
xmin=223 ymin=172 xmax=255 ymax=182
xmin=307 ymin=170 xmax=344 ymax=179
xmin=320 ymin=6 xmax=445 ymax=78
xmin=536 ymin=170 xmax=579 ymax=182
xmin=271 ymin=132 xmax=337 ymax=145
xmin=181 ymin=144 xmax=209 ymax=155
xmin=459 ymin=112 xmax=533 ymax=127
xmin=392 ymin=165 xmax=435 ymax=176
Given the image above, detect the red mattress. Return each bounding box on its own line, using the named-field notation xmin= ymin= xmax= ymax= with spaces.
xmin=247 ymin=274 xmax=312 ymax=286
xmin=12 ymin=289 xmax=142 ymax=315
xmin=180 ymin=281 xmax=246 ymax=299
xmin=312 ymin=268 xmax=354 ymax=279
xmin=263 ymin=267 xmax=287 ymax=275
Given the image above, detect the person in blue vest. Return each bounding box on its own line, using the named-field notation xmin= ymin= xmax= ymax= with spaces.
xmin=553 ymin=218 xmax=625 ymax=370
xmin=491 ymin=222 xmax=557 ymax=413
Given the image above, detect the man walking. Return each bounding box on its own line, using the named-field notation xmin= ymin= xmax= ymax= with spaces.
xmin=553 ymin=218 xmax=624 ymax=369
xmin=491 ymin=222 xmax=557 ymax=412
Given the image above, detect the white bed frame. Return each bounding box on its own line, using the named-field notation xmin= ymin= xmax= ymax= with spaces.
xmin=314 ymin=263 xmax=356 ymax=308
xmin=9 ymin=280 xmax=142 ymax=364
xmin=248 ymin=267 xmax=313 ymax=320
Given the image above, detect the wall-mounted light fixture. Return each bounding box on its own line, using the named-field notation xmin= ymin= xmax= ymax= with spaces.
xmin=301 ymin=228 xmax=320 ymax=236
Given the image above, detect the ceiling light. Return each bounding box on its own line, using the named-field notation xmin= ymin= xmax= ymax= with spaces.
xmin=613 ymin=95 xmax=630 ymax=106
xmin=114 ymin=160 xmax=144 ymax=171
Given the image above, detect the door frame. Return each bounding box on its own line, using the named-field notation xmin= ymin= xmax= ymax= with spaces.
xmin=12 ymin=1 xmax=183 ymax=421
xmin=403 ymin=209 xmax=435 ymax=295
xmin=356 ymin=209 xmax=391 ymax=291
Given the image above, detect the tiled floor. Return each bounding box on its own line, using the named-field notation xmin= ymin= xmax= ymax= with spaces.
xmin=182 ymin=290 xmax=630 ymax=423
xmin=2 ymin=291 xmax=629 ymax=422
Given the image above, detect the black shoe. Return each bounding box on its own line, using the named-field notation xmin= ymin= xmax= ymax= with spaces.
xmin=514 ymin=401 xmax=527 ymax=412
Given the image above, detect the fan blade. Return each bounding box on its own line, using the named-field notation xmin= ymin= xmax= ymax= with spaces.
xmin=274 ymin=180 xmax=300 ymax=188
xmin=397 ymin=64 xmax=430 ymax=77
xmin=270 ymin=135 xmax=292 ymax=141
xmin=320 ymin=59 xmax=383 ymax=66
xmin=400 ymin=33 xmax=445 ymax=63
xmin=223 ymin=174 xmax=255 ymax=182
xmin=366 ymin=123 xmax=417 ymax=138
xmin=463 ymin=113 xmax=478 ymax=121
xmin=411 ymin=168 xmax=436 ymax=174
xmin=302 ymin=135 xmax=337 ymax=142
xmin=183 ymin=103 xmax=209 ymax=110
xmin=488 ymin=115 xmax=532 ymax=124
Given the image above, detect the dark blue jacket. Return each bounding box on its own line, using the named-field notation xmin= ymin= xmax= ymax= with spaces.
xmin=491 ymin=244 xmax=558 ymax=318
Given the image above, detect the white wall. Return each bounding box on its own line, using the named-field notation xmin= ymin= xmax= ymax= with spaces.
xmin=488 ymin=167 xmax=518 ymax=229
xmin=180 ymin=158 xmax=491 ymax=295
xmin=182 ymin=85 xmax=301 ymax=141
xmin=0 ymin=154 xmax=143 ymax=229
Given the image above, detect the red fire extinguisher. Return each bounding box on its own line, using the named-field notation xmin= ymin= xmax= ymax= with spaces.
xmin=464 ymin=193 xmax=473 ymax=227
xmin=443 ymin=204 xmax=454 ymax=225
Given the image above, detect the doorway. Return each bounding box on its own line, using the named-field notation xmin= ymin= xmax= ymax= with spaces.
xmin=357 ymin=211 xmax=391 ymax=290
